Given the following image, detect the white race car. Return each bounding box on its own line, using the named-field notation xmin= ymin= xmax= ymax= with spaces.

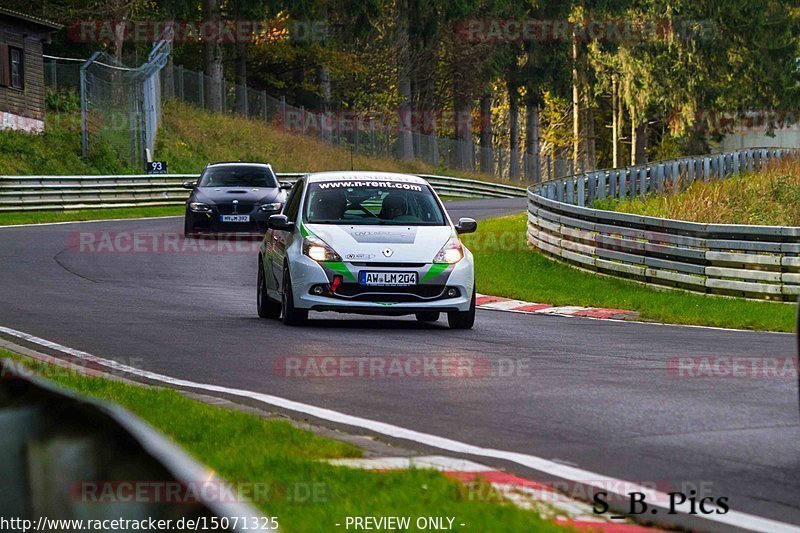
xmin=257 ymin=171 xmax=477 ymax=328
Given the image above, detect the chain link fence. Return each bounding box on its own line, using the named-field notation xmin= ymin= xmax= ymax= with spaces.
xmin=78 ymin=41 xmax=170 ymax=169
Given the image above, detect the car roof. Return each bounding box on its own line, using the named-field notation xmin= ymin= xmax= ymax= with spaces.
xmin=206 ymin=162 xmax=273 ymax=168
xmin=304 ymin=171 xmax=428 ymax=185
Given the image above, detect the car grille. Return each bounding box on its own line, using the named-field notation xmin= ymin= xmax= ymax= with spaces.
xmin=217 ymin=202 xmax=255 ymax=215
xmin=333 ymin=284 xmax=447 ymax=302
xmin=349 ymin=262 xmax=426 ymax=268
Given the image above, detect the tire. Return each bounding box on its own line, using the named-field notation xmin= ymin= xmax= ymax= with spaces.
xmin=257 ymin=257 xmax=281 ymax=319
xmin=415 ymin=312 xmax=440 ymax=322
xmin=281 ymin=266 xmax=308 ymax=326
xmin=184 ymin=216 xmax=196 ymax=238
xmin=447 ymin=289 xmax=475 ymax=330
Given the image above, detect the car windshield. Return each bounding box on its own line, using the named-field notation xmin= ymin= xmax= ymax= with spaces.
xmin=303 ymin=180 xmax=446 ymax=226
xmin=199 ymin=166 xmax=277 ymax=188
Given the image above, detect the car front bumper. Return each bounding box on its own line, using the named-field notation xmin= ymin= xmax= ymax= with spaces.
xmin=186 ymin=207 xmax=279 ymax=234
xmin=289 ymin=254 xmax=475 ymax=315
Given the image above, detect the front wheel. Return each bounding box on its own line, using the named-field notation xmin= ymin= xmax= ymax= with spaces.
xmin=184 ymin=215 xmax=198 ymax=238
xmin=447 ymin=289 xmax=475 ymax=330
xmin=257 ymin=258 xmax=281 ymax=319
xmin=281 ymin=266 xmax=308 ymax=326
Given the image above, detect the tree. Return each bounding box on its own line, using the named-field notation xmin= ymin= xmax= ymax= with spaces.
xmin=203 ymin=0 xmax=224 ymax=112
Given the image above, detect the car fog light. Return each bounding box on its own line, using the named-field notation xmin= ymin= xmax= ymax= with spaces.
xmin=447 ymin=288 xmax=459 ymax=297
xmin=312 ymin=285 xmax=325 ymax=295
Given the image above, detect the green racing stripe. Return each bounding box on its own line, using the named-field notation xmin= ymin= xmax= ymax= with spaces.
xmin=421 ymin=262 xmax=450 ymax=282
xmin=325 ymin=261 xmax=356 ymax=281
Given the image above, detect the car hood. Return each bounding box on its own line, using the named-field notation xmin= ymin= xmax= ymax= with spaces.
xmin=304 ymin=223 xmax=454 ymax=263
xmin=194 ymin=187 xmax=283 ymax=204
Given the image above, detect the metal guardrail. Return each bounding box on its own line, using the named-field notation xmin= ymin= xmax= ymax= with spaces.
xmin=0 ymin=358 xmax=275 ymax=531
xmin=527 ymin=147 xmax=800 ymax=301
xmin=0 ymin=173 xmax=525 ymax=212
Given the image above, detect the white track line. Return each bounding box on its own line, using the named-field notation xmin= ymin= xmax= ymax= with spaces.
xmin=0 ymin=215 xmax=181 ymax=229
xmin=1 ymin=325 xmax=797 ymax=532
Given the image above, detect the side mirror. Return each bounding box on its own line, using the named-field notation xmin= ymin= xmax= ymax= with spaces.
xmin=181 ymin=180 xmax=197 ymax=190
xmin=279 ymin=181 xmax=294 ymax=190
xmin=268 ymin=214 xmax=294 ymax=231
xmin=455 ymin=217 xmax=477 ymax=235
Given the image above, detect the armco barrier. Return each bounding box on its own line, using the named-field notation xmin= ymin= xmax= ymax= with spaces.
xmin=527 ymin=148 xmax=800 ymax=301
xmin=0 ymin=173 xmax=525 ymax=211
xmin=0 ymin=358 xmax=276 ymax=531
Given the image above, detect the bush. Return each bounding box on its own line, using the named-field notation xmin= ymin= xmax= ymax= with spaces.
xmin=45 ymin=88 xmax=80 ymax=113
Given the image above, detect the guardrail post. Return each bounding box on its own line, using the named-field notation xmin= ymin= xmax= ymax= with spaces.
xmin=617 ymin=170 xmax=626 ymax=200
xmin=566 ymin=177 xmax=575 ymax=204
xmin=655 ymin=164 xmax=664 ymax=193
xmin=577 ymin=174 xmax=585 ymax=206
xmin=640 ymin=167 xmax=648 ymax=198
xmin=597 ymin=171 xmax=606 ymax=200
xmin=612 ymin=171 xmax=619 ymax=199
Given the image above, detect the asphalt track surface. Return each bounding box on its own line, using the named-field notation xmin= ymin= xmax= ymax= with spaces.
xmin=1 ymin=198 xmax=798 ymax=529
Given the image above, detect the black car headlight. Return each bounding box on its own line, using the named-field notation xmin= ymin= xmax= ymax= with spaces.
xmin=189 ymin=202 xmax=212 ymax=213
xmin=258 ymin=202 xmax=283 ymax=212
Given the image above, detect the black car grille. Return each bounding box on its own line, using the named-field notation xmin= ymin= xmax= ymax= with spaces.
xmin=217 ymin=202 xmax=256 ymax=215
xmin=333 ymin=284 xmax=447 ymax=302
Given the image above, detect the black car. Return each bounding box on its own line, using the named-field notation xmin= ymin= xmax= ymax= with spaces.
xmin=183 ymin=162 xmax=291 ymax=236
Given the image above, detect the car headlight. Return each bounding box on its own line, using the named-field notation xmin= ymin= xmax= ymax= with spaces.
xmin=189 ymin=202 xmax=212 ymax=213
xmin=258 ymin=202 xmax=282 ymax=212
xmin=303 ymin=235 xmax=341 ymax=262
xmin=433 ymin=236 xmax=464 ymax=264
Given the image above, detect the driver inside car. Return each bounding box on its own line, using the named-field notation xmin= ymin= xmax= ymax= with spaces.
xmin=379 ymin=193 xmax=408 ymax=220
xmin=311 ymin=189 xmax=347 ymax=221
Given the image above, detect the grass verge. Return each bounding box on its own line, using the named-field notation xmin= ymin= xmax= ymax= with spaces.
xmin=464 ymin=214 xmax=796 ymax=332
xmin=0 ymin=348 xmax=561 ymax=532
xmin=0 ymin=206 xmax=184 ymax=226
xmin=593 ymin=159 xmax=800 ymax=225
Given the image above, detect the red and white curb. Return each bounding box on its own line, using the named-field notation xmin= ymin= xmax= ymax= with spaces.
xmin=476 ymin=294 xmax=639 ymax=321
xmin=328 ymin=455 xmax=653 ymax=531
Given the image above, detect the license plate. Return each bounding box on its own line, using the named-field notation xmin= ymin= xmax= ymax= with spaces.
xmin=359 ymin=271 xmax=418 ymax=286
xmin=220 ymin=215 xmax=250 ymax=222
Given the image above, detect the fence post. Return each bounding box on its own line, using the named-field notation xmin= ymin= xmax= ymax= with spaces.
xmin=79 ymin=51 xmax=101 ymax=159
xmin=577 ymin=173 xmax=585 ymax=206
xmin=176 ymin=65 xmax=184 ymax=101
xmin=50 ymin=59 xmax=57 ymax=89
xmin=198 ymin=72 xmax=204 ymax=109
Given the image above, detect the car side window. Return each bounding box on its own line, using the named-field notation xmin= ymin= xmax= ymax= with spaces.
xmin=283 ymin=180 xmax=304 ymax=222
